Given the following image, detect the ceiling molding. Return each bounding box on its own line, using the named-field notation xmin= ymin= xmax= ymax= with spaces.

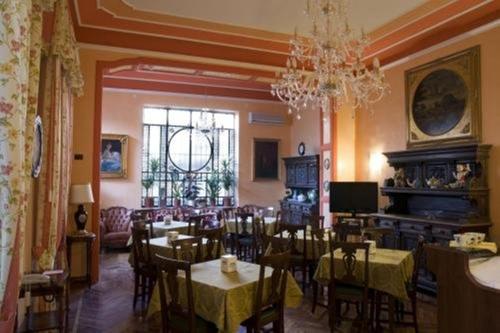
xmin=72 ymin=0 xmax=500 ymax=74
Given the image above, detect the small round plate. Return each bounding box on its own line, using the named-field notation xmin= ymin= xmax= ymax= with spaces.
xmin=324 ymin=158 xmax=330 ymax=170
xmin=323 ymin=181 xmax=330 ymax=192
xmin=298 ymin=142 xmax=305 ymax=156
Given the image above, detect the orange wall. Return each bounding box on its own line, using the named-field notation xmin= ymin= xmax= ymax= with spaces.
xmin=101 ymin=89 xmax=291 ymax=209
xmin=289 ymin=106 xmax=321 ymax=157
xmin=354 ymin=25 xmax=500 ymax=242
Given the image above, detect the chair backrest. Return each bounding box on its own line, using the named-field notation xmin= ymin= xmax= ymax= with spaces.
xmin=199 ymin=213 xmax=220 ymax=230
xmin=240 ymin=204 xmax=265 ymax=215
xmin=310 ymin=228 xmax=331 ymax=262
xmin=131 ymin=226 xmax=152 ymax=268
xmin=363 ymin=227 xmax=396 ymax=248
xmin=187 ymin=215 xmax=203 ymax=236
xmin=196 ymin=227 xmax=223 ymax=261
xmin=411 ymin=235 xmax=426 ymax=292
xmin=103 ymin=206 xmax=132 ymax=232
xmin=222 ymin=207 xmax=237 ymax=222
xmin=279 ymin=223 xmax=307 ymax=259
xmin=304 ymin=215 xmax=325 ymax=230
xmin=253 ymin=251 xmax=291 ymax=331
xmin=334 ymin=219 xmax=362 ymax=242
xmin=171 ymin=237 xmax=202 ymax=263
xmin=234 ymin=212 xmax=254 ymax=236
xmin=330 ymin=241 xmax=370 ymax=289
xmin=262 ymin=234 xmax=290 ymax=256
xmin=154 ymin=255 xmax=196 ymax=333
xmin=274 ymin=211 xmax=283 ymax=233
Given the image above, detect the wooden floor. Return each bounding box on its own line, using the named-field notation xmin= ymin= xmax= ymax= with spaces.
xmin=67 ymin=251 xmax=438 ymax=333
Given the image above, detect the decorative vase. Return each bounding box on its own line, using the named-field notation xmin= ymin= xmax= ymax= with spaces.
xmin=173 ymin=198 xmax=181 ymax=207
xmin=210 ymin=198 xmax=216 ymax=207
xmin=223 ymin=196 xmax=232 ymax=207
xmin=144 ymin=197 xmax=154 ymax=208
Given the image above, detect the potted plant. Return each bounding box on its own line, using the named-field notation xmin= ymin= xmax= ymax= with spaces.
xmin=206 ymin=172 xmax=221 ymax=207
xmin=142 ymin=177 xmax=154 ymax=207
xmin=182 ymin=172 xmax=200 ymax=207
xmin=220 ymin=159 xmax=235 ymax=207
xmin=143 ymin=158 xmax=160 ymax=207
xmin=171 ymin=169 xmax=182 ymax=207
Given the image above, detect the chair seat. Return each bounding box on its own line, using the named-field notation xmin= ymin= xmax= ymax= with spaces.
xmin=334 ymin=283 xmax=365 ymax=300
xmin=170 ymin=313 xmax=218 ymax=333
xmin=238 ymin=237 xmax=254 ymax=246
xmin=242 ymin=306 xmax=279 ymax=327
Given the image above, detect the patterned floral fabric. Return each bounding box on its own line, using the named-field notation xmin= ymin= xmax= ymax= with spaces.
xmin=0 ymin=0 xmax=34 ymax=329
xmin=0 ymin=0 xmax=81 ymax=329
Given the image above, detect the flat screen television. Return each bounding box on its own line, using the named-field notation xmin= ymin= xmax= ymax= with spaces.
xmin=329 ymin=182 xmax=378 ymax=215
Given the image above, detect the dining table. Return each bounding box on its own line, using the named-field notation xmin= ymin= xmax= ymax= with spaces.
xmin=126 ymin=220 xmax=189 ymax=246
xmin=128 ymin=234 xmax=223 ymax=266
xmin=224 ymin=216 xmax=277 ymax=236
xmin=148 ymin=259 xmax=303 ymax=333
xmin=314 ymin=247 xmax=414 ymax=300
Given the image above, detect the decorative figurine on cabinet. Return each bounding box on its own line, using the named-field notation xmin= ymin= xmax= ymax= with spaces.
xmin=394 ymin=168 xmax=406 ymax=187
xmin=447 ymin=163 xmax=472 ymax=189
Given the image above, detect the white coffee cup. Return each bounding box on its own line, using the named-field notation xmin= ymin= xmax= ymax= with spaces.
xmin=164 ymin=214 xmax=172 ymax=225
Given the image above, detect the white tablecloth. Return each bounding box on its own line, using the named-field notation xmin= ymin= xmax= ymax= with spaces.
xmin=469 ymin=256 xmax=500 ymax=290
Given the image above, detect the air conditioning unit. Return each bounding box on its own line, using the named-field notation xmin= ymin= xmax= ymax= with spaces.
xmin=248 ymin=112 xmax=285 ymax=125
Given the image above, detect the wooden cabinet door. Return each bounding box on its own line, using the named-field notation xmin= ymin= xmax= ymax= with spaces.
xmin=307 ymin=162 xmax=318 ymax=186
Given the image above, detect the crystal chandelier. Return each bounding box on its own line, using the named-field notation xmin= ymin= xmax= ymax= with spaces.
xmin=271 ymin=0 xmax=388 ymax=119
xmin=195 ymin=109 xmax=215 ymax=134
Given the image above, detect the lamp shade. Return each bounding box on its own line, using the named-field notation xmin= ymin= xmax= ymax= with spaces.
xmin=70 ymin=183 xmax=94 ymax=204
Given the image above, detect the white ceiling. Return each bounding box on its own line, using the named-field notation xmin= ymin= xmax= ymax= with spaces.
xmin=122 ymin=0 xmax=428 ymax=35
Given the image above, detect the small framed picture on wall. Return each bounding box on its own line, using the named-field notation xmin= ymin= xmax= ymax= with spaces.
xmin=253 ymin=139 xmax=279 ymax=180
xmin=100 ymin=134 xmax=128 ymax=178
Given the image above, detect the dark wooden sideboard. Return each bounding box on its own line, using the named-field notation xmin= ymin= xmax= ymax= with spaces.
xmin=373 ymin=144 xmax=492 ymax=293
xmin=280 ymin=155 xmax=320 ymax=224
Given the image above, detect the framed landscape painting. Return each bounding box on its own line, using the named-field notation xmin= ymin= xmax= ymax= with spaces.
xmin=253 ymin=139 xmax=279 ymax=180
xmin=100 ymin=134 xmax=128 ymax=178
xmin=405 ymin=46 xmax=481 ymax=148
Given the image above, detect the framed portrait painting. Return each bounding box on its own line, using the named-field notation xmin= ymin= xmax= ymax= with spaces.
xmin=253 ymin=139 xmax=279 ymax=180
xmin=405 ymin=46 xmax=481 ymax=148
xmin=100 ymin=134 xmax=128 ymax=178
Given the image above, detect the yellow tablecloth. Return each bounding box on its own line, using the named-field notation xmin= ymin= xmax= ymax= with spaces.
xmin=225 ymin=217 xmax=277 ymax=236
xmin=128 ymin=235 xmax=223 ymax=266
xmin=126 ymin=221 xmax=189 ymax=246
xmin=314 ymin=248 xmax=414 ymax=300
xmin=148 ymin=259 xmax=303 ymax=333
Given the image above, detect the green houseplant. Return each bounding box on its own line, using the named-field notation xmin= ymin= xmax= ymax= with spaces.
xmin=143 ymin=158 xmax=160 ymax=207
xmin=182 ymin=172 xmax=201 ymax=207
xmin=206 ymin=172 xmax=221 ymax=207
xmin=170 ymin=169 xmax=182 ymax=207
xmin=220 ymin=159 xmax=235 ymax=206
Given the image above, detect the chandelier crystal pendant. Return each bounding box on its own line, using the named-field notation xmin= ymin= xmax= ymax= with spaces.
xmin=271 ymin=0 xmax=389 ymax=119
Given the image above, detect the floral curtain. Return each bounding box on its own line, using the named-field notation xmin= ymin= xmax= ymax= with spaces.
xmin=0 ymin=0 xmax=35 ymax=330
xmin=33 ymin=0 xmax=80 ymax=271
xmin=0 ymin=0 xmax=79 ymax=330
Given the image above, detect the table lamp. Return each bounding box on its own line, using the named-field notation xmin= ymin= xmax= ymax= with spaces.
xmin=70 ymin=183 xmax=95 ymax=233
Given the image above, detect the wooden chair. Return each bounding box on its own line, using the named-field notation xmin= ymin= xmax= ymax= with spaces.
xmin=242 ymin=251 xmax=291 ymax=333
xmin=375 ymin=235 xmax=425 ymax=332
xmin=240 ymin=204 xmax=265 ymax=215
xmin=363 ymin=227 xmax=396 ymax=249
xmin=279 ymin=223 xmax=308 ymax=291
xmin=262 ymin=233 xmax=290 ymax=257
xmin=311 ymin=228 xmax=333 ymax=313
xmin=131 ymin=227 xmax=157 ymax=309
xmin=304 ymin=214 xmax=325 ymax=230
xmin=334 ymin=219 xmax=363 ymax=242
xmin=234 ymin=212 xmax=262 ymax=262
xmin=171 ymin=237 xmax=202 ymax=264
xmin=222 ymin=208 xmax=238 ymax=254
xmin=196 ymin=227 xmax=224 ymax=261
xmin=154 ymin=255 xmax=218 ymax=333
xmin=328 ymin=241 xmax=371 ymax=332
xmin=187 ymin=215 xmax=203 ymax=236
